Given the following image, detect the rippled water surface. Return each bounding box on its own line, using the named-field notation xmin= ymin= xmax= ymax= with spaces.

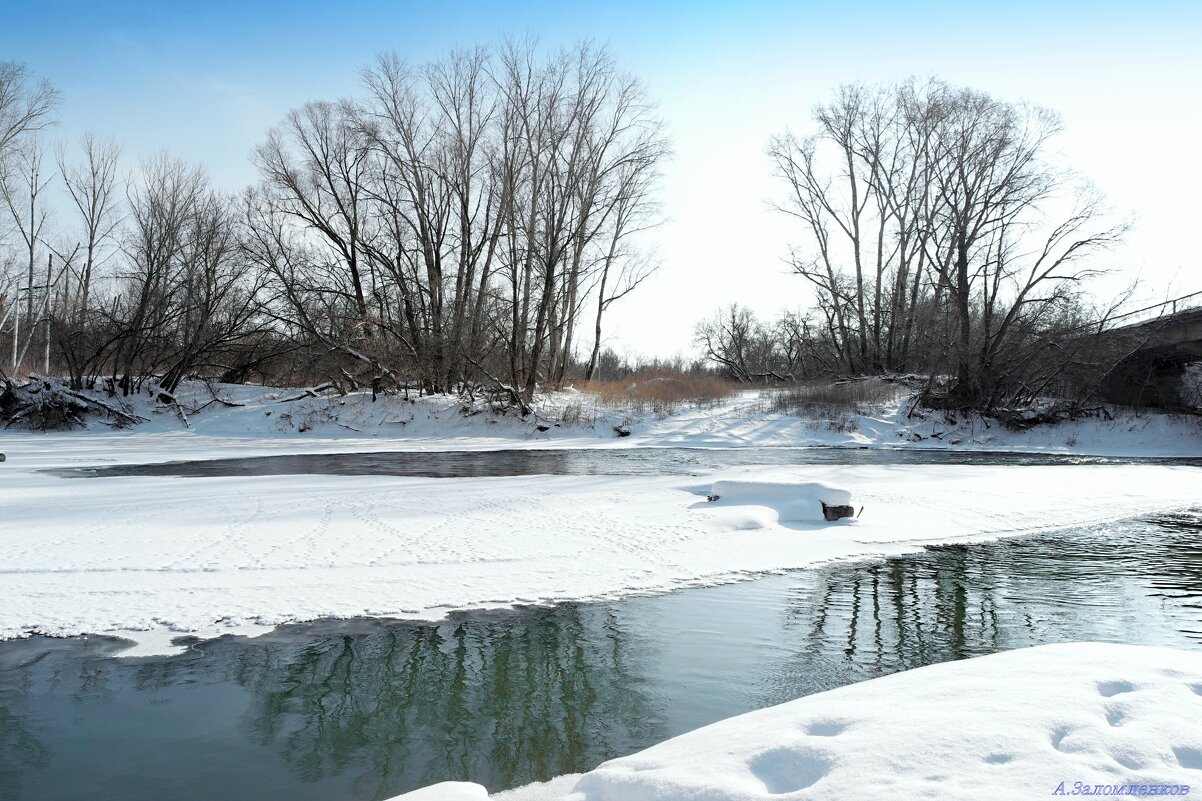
xmin=3 ymin=509 xmax=1201 ymax=801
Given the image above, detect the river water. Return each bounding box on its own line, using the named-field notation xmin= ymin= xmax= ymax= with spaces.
xmin=45 ymin=445 xmax=1202 ymax=479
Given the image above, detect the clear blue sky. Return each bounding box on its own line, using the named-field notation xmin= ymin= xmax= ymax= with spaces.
xmin=4 ymin=1 xmax=1200 ymax=357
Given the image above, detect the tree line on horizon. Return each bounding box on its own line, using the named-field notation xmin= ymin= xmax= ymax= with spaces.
xmin=1 ymin=49 xmax=1136 ymax=418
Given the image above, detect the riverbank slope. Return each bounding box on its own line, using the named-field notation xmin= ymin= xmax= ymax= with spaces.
xmin=401 ymin=643 xmax=1202 ymax=801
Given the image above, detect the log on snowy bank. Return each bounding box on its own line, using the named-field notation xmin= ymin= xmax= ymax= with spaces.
xmin=706 ymin=480 xmax=857 ymax=522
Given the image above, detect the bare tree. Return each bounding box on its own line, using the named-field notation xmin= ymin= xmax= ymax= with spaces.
xmin=1 ymin=139 xmax=52 ymax=330
xmin=923 ymin=86 xmax=1127 ymax=409
xmin=583 ymin=157 xmax=664 ymax=380
xmin=492 ymin=40 xmax=667 ymax=401
xmin=695 ymin=305 xmax=829 ymax=384
xmin=57 ymin=132 xmax=123 ymax=320
xmin=769 ymin=81 xmax=940 ymax=373
xmin=694 ymin=304 xmax=760 ymax=383
xmin=356 ymin=47 xmax=501 ymax=392
xmin=255 ymin=101 xmax=372 ymax=326
xmin=0 ymin=62 xmax=59 ymax=166
xmin=0 ymin=63 xmax=57 ymax=376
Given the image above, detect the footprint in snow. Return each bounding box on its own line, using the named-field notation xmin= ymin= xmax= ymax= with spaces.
xmin=1104 ymin=704 xmax=1128 ymax=727
xmin=748 ymin=746 xmax=832 ymax=794
xmin=1097 ymin=679 xmax=1136 ymax=697
xmin=1113 ymin=752 xmax=1144 ymax=770
xmin=1175 ymin=747 xmax=1202 ymax=771
xmin=804 ymin=720 xmax=849 ymax=737
xmin=1051 ymin=726 xmax=1077 ymax=753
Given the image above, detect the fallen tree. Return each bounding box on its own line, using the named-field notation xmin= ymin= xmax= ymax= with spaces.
xmin=0 ymin=374 xmax=143 ymax=430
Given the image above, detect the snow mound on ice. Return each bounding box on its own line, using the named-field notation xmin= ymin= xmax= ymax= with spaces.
xmin=707 ymin=479 xmax=853 ymax=523
xmin=393 ymin=643 xmax=1202 ymax=801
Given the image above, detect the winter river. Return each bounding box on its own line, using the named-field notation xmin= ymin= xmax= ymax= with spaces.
xmin=2 ymin=472 xmax=1201 ymax=801
xmin=45 ymin=445 xmax=1202 ymax=479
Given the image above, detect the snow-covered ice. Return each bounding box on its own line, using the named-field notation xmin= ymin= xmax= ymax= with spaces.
xmin=2 ymin=385 xmax=1201 ymax=650
xmin=1 ymin=457 xmax=1199 ymax=649
xmin=395 ymin=643 xmax=1202 ymax=800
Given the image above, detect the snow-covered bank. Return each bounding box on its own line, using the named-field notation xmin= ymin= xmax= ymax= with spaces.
xmin=398 ymin=643 xmax=1202 ymax=800
xmin=2 ymin=380 xmax=1200 ymax=458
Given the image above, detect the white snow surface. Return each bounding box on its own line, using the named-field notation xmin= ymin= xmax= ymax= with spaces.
xmin=400 ymin=782 xmax=490 ymax=801
xmin=2 ymin=383 xmax=1201 ymax=650
xmin=397 ymin=643 xmax=1202 ymax=801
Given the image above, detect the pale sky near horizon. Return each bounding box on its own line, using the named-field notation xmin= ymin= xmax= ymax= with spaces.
xmin=3 ymin=1 xmax=1200 ymax=360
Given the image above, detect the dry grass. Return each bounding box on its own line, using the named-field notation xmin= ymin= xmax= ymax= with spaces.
xmin=561 ymin=371 xmax=737 ymax=420
xmin=767 ymin=378 xmax=904 ymax=431
xmin=771 ymin=378 xmax=901 ymax=412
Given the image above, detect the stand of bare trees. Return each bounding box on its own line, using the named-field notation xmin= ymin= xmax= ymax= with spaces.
xmin=764 ymin=79 xmax=1126 ymax=412
xmin=0 ymin=61 xmax=60 ymax=379
xmin=1 ymin=43 xmax=668 ymax=414
xmin=249 ymin=40 xmax=667 ymax=404
xmin=4 ymin=59 xmax=1139 ymax=421
xmin=694 ymin=305 xmax=827 ymax=384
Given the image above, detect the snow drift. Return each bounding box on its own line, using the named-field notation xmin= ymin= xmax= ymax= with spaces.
xmin=707 ymin=479 xmax=854 ymax=523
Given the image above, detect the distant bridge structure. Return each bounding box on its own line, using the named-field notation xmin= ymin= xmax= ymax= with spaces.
xmin=1102 ymin=291 xmax=1202 ymax=407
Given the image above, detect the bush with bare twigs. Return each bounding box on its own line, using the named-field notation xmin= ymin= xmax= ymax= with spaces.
xmin=765 ymin=377 xmax=907 ymax=432
xmin=771 ymin=378 xmax=903 ymax=415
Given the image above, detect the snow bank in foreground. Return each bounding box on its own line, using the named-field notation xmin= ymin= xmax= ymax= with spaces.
xmin=395 ymin=643 xmax=1202 ymax=801
xmin=707 ymin=480 xmax=853 ymax=523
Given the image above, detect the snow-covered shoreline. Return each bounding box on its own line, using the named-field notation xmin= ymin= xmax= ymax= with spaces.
xmin=3 ymin=383 xmax=1202 ymax=463
xmin=400 ymin=643 xmax=1202 ymax=800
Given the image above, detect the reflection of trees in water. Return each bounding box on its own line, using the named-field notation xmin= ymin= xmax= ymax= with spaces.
xmin=768 ymin=543 xmax=1048 ymax=705
xmin=227 ymin=604 xmax=662 ymax=798
xmin=0 ymin=646 xmax=55 ymax=801
xmin=1145 ymin=512 xmax=1202 ymax=614
xmin=0 ymin=605 xmax=662 ymax=801
xmin=773 ymin=520 xmax=1202 ymax=708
